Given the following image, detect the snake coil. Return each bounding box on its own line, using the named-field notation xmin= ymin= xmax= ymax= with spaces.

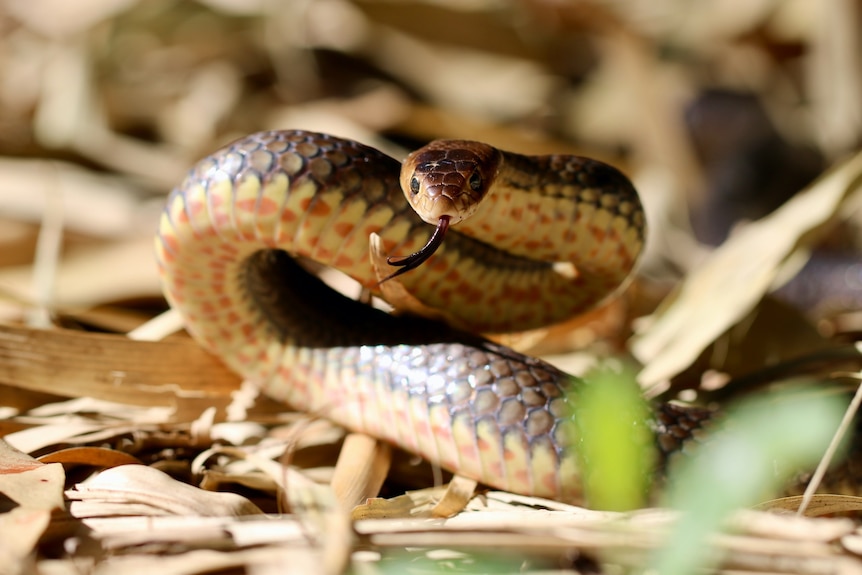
xmin=156 ymin=130 xmax=697 ymax=503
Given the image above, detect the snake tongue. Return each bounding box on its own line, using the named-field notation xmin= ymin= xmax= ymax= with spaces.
xmin=381 ymin=216 xmax=450 ymax=283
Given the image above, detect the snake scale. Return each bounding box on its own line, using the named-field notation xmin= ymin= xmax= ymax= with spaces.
xmin=155 ymin=129 xmax=708 ymax=503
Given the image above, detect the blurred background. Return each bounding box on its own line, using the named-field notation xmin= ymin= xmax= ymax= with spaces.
xmin=2 ymin=4 xmax=862 ymax=570
xmin=0 ymin=0 xmax=860 ymax=346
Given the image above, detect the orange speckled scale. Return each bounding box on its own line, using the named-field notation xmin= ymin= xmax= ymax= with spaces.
xmin=157 ymin=130 xmax=652 ymax=503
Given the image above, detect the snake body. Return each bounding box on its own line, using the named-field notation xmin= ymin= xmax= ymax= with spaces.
xmin=155 ymin=130 xmax=653 ymax=503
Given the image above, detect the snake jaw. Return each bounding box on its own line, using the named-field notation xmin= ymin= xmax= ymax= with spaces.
xmin=381 ymin=215 xmax=450 ymax=283
xmin=416 ymin=195 xmax=468 ymax=225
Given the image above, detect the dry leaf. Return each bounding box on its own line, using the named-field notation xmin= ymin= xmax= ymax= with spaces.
xmin=755 ymin=494 xmax=862 ymax=517
xmin=0 ymin=323 xmax=240 ymax=419
xmin=86 ymin=515 xmax=309 ymax=554
xmin=331 ymin=433 xmax=391 ymax=510
xmin=68 ymin=464 xmax=263 ymax=518
xmin=0 ymin=439 xmax=65 ymax=511
xmin=430 ymin=475 xmax=477 ymax=518
xmin=2 ymin=1 xmax=862 ymax=573
xmin=36 ymin=446 xmax=142 ymax=468
xmin=0 ymin=238 xmax=161 ymax=310
xmin=840 ymin=534 xmax=862 ymax=556
xmin=634 ymin=150 xmax=862 ymax=386
xmin=90 ymin=547 xmax=324 ymax=575
xmin=0 ymin=507 xmax=52 ymax=572
xmin=352 ymin=485 xmax=452 ymax=520
xmin=190 ymin=444 xmax=352 ymax=574
xmin=730 ymin=508 xmax=855 ymax=540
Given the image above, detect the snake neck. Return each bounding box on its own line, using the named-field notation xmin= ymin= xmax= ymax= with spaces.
xmin=387 ymin=142 xmax=647 ymax=329
xmin=442 ymin=149 xmax=646 ymax=303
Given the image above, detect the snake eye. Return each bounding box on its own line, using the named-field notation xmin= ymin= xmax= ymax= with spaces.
xmin=410 ymin=176 xmax=420 ymax=194
xmin=468 ymin=171 xmax=482 ymax=192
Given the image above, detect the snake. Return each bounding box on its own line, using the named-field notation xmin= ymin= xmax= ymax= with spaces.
xmin=155 ymin=129 xmax=703 ymax=504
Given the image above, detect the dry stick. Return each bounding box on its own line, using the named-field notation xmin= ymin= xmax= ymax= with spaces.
xmin=796 ymin=375 xmax=862 ymax=516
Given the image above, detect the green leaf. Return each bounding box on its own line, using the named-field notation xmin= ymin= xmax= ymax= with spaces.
xmin=650 ymin=387 xmax=846 ymax=575
xmin=572 ymin=365 xmax=655 ymax=511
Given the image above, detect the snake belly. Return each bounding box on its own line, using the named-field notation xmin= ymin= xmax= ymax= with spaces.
xmin=155 ymin=130 xmax=647 ymax=503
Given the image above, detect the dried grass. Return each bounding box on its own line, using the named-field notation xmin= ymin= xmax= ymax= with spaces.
xmin=1 ymin=1 xmax=862 ymax=573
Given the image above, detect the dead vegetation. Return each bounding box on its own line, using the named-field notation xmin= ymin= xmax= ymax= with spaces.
xmin=2 ymin=1 xmax=862 ymax=573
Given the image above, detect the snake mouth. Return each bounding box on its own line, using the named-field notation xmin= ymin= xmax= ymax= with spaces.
xmin=415 ymin=194 xmax=465 ymax=225
xmin=381 ymin=215 xmax=450 ymax=283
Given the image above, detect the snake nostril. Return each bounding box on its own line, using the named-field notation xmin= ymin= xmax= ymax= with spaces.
xmin=410 ymin=176 xmax=420 ymax=194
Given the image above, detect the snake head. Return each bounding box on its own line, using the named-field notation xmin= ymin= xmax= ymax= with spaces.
xmin=383 ymin=141 xmax=501 ymax=282
xmin=400 ymin=140 xmax=502 ymax=225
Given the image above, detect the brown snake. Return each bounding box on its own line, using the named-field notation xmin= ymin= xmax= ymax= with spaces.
xmin=156 ymin=130 xmax=707 ymax=503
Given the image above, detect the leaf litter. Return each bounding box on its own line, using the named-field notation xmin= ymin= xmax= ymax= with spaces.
xmin=1 ymin=1 xmax=862 ymax=574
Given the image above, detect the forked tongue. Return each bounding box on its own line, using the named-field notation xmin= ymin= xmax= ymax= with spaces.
xmin=380 ymin=216 xmax=450 ymax=283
